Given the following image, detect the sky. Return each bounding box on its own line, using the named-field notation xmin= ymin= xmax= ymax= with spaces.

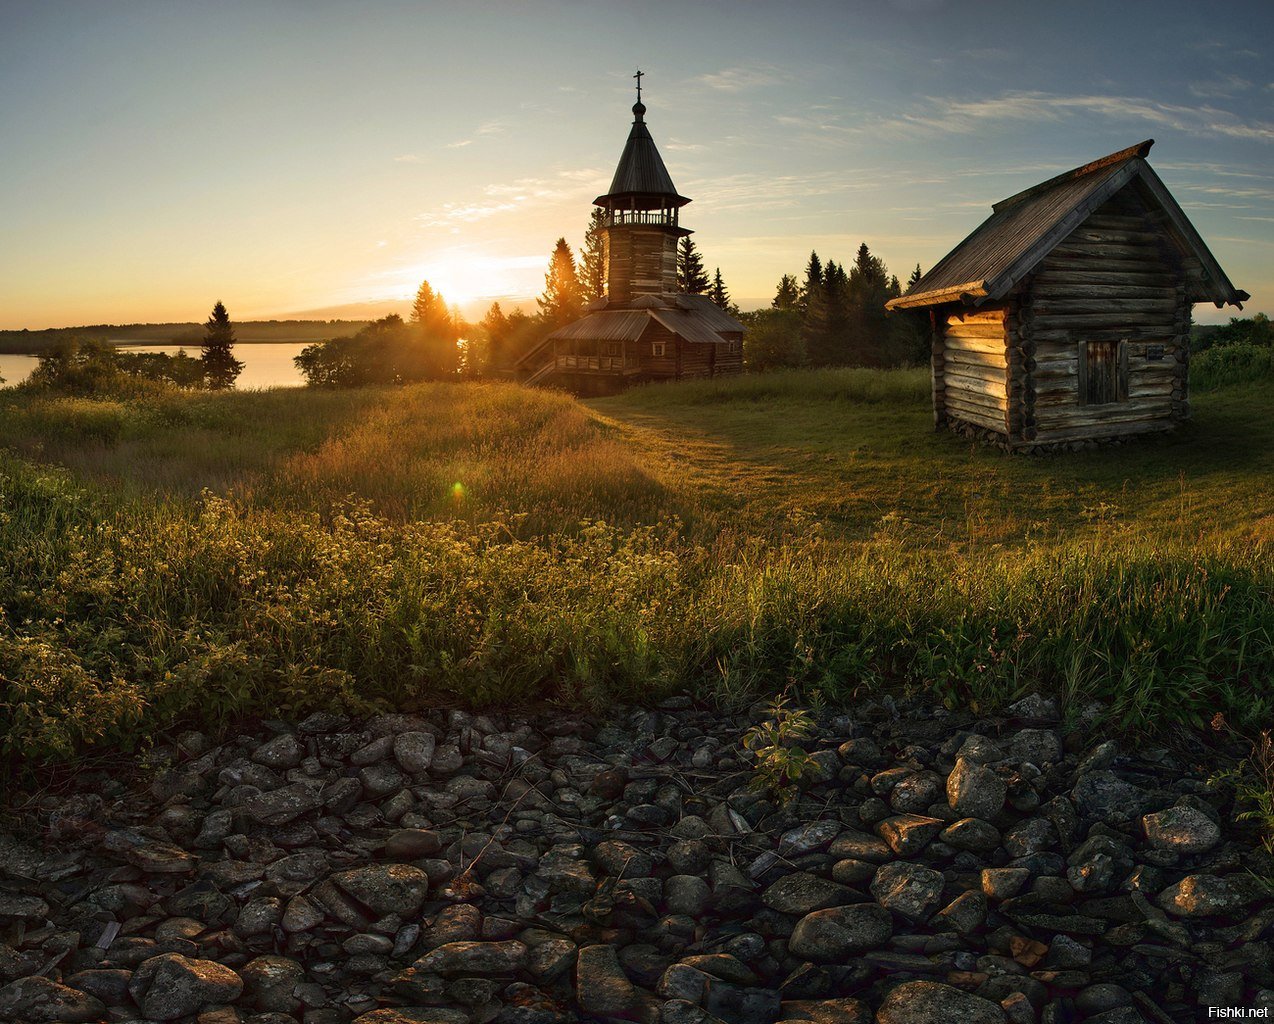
xmin=1 ymin=0 xmax=1272 ymax=329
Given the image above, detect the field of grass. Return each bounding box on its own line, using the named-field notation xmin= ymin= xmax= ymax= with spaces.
xmin=1 ymin=369 xmax=1271 ymax=769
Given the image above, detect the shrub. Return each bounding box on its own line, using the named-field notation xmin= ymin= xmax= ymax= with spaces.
xmin=1192 ymin=343 xmax=1274 ymax=391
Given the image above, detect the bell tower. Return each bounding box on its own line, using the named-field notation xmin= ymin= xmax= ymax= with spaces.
xmin=594 ymin=72 xmax=692 ymax=303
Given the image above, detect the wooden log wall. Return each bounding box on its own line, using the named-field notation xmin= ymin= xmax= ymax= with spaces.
xmin=930 ymin=311 xmax=946 ymax=428
xmin=604 ymin=228 xmax=678 ymax=302
xmin=1023 ymin=188 xmax=1189 ymax=444
xmin=941 ymin=306 xmax=1009 ymax=436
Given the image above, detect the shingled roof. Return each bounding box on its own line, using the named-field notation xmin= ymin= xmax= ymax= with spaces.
xmin=887 ymin=140 xmax=1248 ymax=311
xmin=594 ymin=101 xmax=690 ymax=209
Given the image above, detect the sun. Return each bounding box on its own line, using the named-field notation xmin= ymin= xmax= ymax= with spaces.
xmin=388 ymin=251 xmax=547 ymax=313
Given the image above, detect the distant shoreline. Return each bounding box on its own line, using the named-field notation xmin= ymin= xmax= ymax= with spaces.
xmin=0 ymin=320 xmax=376 ymax=355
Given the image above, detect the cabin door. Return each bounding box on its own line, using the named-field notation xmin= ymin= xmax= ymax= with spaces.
xmin=1078 ymin=339 xmax=1129 ymax=405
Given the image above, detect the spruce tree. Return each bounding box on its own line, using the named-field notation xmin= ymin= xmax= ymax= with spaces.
xmin=773 ymin=274 xmax=800 ymax=310
xmin=579 ymin=208 xmax=607 ymax=301
xmin=907 ymin=263 xmax=923 ymax=291
xmin=708 ymin=268 xmax=736 ymax=313
xmin=538 ymin=238 xmax=584 ymax=327
xmin=678 ymin=237 xmax=710 ymax=294
xmin=201 ymin=301 xmax=244 ymax=389
xmin=409 ymin=279 xmax=459 ymax=378
xmin=800 ymin=251 xmax=824 ymax=312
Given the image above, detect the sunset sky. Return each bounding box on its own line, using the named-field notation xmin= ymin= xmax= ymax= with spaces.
xmin=2 ymin=0 xmax=1272 ymax=329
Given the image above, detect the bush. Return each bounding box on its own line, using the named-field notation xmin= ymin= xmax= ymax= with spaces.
xmin=742 ymin=309 xmax=806 ymax=371
xmin=296 ymin=315 xmax=457 ymax=387
xmin=1192 ymin=343 xmax=1274 ymax=391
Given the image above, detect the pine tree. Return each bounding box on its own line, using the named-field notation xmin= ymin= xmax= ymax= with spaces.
xmin=201 ymin=301 xmax=243 ymax=389
xmin=538 ymin=238 xmax=584 ymax=327
xmin=678 ymin=237 xmax=710 ymax=294
xmin=773 ymin=274 xmax=800 ymax=310
xmin=579 ymin=208 xmax=607 ymax=301
xmin=708 ymin=268 xmax=736 ymax=313
xmin=409 ymin=279 xmax=459 ymax=378
xmin=907 ymin=264 xmax=923 ymax=291
xmin=800 ymin=251 xmax=824 ymax=312
xmin=478 ymin=301 xmax=509 ymax=373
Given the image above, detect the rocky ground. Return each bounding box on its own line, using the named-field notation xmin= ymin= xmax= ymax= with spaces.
xmin=1 ymin=694 xmax=1271 ymax=1024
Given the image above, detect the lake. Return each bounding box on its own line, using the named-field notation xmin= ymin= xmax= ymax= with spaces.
xmin=0 ymin=342 xmax=310 ymax=390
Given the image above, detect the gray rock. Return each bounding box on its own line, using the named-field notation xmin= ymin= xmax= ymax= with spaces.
xmin=1073 ymin=771 xmax=1147 ymax=821
xmin=385 ymin=828 xmax=443 ymax=859
xmin=244 ymin=782 xmax=322 ymax=825
xmin=252 ymin=733 xmax=304 ymax=769
xmin=878 ymin=815 xmax=944 ymax=856
xmin=933 ymin=890 xmax=987 ymax=934
xmin=788 ymin=904 xmax=893 ymax=961
xmin=870 ymin=862 xmax=945 ymax=922
xmin=876 ymin=981 xmax=1007 ymax=1024
xmin=666 ymin=874 xmax=712 ymax=917
xmin=947 ymin=757 xmax=1006 ymax=820
xmin=1008 ymin=729 xmax=1063 ymax=766
xmin=393 ymin=731 xmax=437 ymax=774
xmin=1157 ymin=874 xmax=1243 ymax=917
xmin=1142 ymin=805 xmax=1221 ymax=855
xmin=413 ymin=940 xmax=528 ymax=975
xmin=981 ymin=868 xmax=1031 ymax=901
xmin=577 ymin=943 xmax=638 ymax=1015
xmin=240 ymin=954 xmax=304 ymax=1013
xmin=332 ymin=863 xmax=430 ymax=917
xmin=762 ymin=872 xmax=853 ymax=915
xmin=1003 ymin=817 xmax=1056 ymax=858
xmin=0 ymin=976 xmax=105 ymax=1023
xmin=352 ymin=1010 xmax=470 ymax=1024
xmin=128 ymin=953 xmax=243 ymax=1021
xmin=940 ymin=817 xmax=1000 ymax=854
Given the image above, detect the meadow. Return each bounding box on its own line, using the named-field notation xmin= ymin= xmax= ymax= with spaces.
xmin=1 ymin=366 xmax=1271 ymax=769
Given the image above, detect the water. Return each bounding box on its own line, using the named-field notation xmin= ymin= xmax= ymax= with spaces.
xmin=0 ymin=343 xmax=310 ymax=390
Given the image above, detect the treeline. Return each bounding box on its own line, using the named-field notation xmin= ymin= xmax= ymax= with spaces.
xmin=1190 ymin=312 xmax=1274 ymax=391
xmin=0 ymin=319 xmax=376 ymax=355
xmin=743 ymin=245 xmax=927 ymax=371
xmin=11 ymin=303 xmax=245 ymax=394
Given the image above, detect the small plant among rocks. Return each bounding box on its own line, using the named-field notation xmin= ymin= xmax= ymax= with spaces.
xmin=742 ymin=692 xmax=817 ymax=805
xmin=1211 ymin=715 xmax=1274 ymax=867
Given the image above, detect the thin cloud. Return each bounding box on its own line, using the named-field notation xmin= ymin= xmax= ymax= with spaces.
xmin=876 ymin=91 xmax=1274 ymax=143
xmin=697 ymin=65 xmax=791 ymax=92
xmin=1189 ymin=74 xmax=1253 ymax=99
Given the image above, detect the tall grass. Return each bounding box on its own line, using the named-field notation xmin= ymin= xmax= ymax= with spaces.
xmin=1 ymin=370 xmax=1271 ymax=769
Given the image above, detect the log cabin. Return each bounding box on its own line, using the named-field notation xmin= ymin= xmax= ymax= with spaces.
xmin=518 ymin=78 xmax=744 ymax=396
xmin=886 ymin=140 xmax=1248 ymax=449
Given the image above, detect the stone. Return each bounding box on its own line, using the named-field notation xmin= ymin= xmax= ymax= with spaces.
xmin=776 ymin=997 xmax=871 ymax=1023
xmin=244 ymin=783 xmax=322 ymax=826
xmin=413 ymin=940 xmax=528 ymax=975
xmin=0 ymin=893 xmax=49 ymax=920
xmin=129 ymin=953 xmax=244 ymax=1021
xmin=878 ymin=815 xmax=944 ymax=856
xmin=875 ymin=981 xmax=1007 ymax=1024
xmin=788 ymin=904 xmax=893 ymax=961
xmin=332 ymin=863 xmax=430 ymax=917
xmin=763 ymin=872 xmax=853 ymax=916
xmin=1072 ymin=772 xmax=1147 ymax=821
xmin=385 ymin=828 xmax=443 ymax=859
xmin=981 ymin=868 xmax=1031 ymax=901
xmin=577 ymin=943 xmax=638 ymax=1015
xmin=393 ymin=731 xmax=437 ymax=774
xmin=666 ymin=874 xmax=712 ymax=917
xmin=933 ymin=890 xmax=987 ymax=934
xmin=1003 ymin=817 xmax=1056 ymax=858
xmin=1142 ymin=806 xmax=1221 ymax=855
xmin=947 ymin=758 xmax=1006 ymax=820
xmin=1157 ymin=874 xmax=1243 ymax=918
xmin=240 ymin=955 xmax=304 ymax=1013
xmin=1008 ymin=729 xmax=1063 ymax=766
xmin=0 ymin=976 xmax=105 ymax=1022
xmin=871 ymin=862 xmax=945 ymax=922
xmin=252 ymin=733 xmax=304 ymax=769
xmin=352 ymin=1010 xmax=469 ymax=1024
xmin=828 ymin=831 xmax=892 ymax=863
xmin=940 ymin=818 xmax=1000 ymax=854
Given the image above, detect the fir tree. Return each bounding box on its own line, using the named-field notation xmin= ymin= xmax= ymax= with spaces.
xmin=773 ymin=274 xmax=800 ymax=310
xmin=678 ymin=237 xmax=710 ymax=294
xmin=708 ymin=268 xmax=736 ymax=313
xmin=907 ymin=263 xmax=923 ymax=291
xmin=800 ymin=251 xmax=824 ymax=312
xmin=409 ymin=279 xmax=459 ymax=378
xmin=579 ymin=208 xmax=607 ymax=301
xmin=201 ymin=301 xmax=243 ymax=389
xmin=538 ymin=238 xmax=584 ymax=327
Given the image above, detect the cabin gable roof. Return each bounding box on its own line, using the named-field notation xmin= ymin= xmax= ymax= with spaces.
xmin=887 ymin=140 xmax=1249 ymax=311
